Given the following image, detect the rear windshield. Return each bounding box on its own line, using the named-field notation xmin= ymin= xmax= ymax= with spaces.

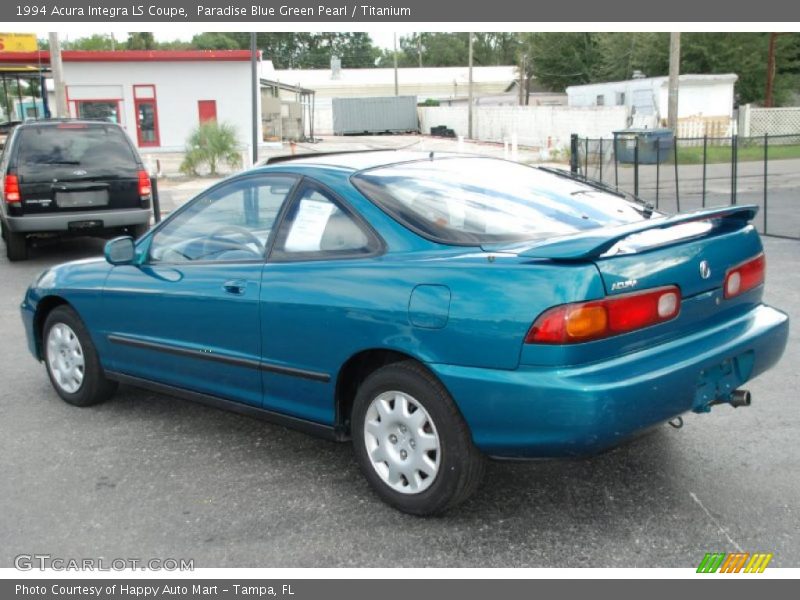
xmin=352 ymin=157 xmax=649 ymax=245
xmin=16 ymin=124 xmax=139 ymax=178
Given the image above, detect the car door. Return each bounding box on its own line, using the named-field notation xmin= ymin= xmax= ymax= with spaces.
xmin=101 ymin=174 xmax=298 ymax=407
xmin=259 ymin=181 xmax=384 ymax=424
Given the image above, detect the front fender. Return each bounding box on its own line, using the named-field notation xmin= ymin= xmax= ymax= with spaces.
xmin=20 ymin=258 xmax=113 ymax=360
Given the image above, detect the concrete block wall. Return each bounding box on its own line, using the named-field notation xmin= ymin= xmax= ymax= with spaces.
xmin=418 ymin=105 xmax=629 ymax=150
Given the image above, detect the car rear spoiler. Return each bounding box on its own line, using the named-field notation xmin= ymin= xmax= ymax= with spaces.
xmin=482 ymin=205 xmax=759 ymax=261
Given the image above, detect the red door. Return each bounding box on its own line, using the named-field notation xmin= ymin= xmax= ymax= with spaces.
xmin=133 ymin=85 xmax=160 ymax=147
xmin=198 ymin=100 xmax=217 ymax=124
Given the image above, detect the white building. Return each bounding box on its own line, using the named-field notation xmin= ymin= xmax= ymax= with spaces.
xmin=566 ymin=74 xmax=738 ymax=131
xmin=262 ymin=61 xmax=519 ymax=134
xmin=4 ymin=49 xmax=260 ymax=152
xmin=264 ymin=61 xmax=518 ymax=101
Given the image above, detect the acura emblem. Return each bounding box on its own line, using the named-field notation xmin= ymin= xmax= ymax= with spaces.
xmin=699 ymin=260 xmax=711 ymax=279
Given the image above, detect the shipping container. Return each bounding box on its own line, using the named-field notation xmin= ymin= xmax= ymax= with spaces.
xmin=332 ymin=96 xmax=419 ymax=135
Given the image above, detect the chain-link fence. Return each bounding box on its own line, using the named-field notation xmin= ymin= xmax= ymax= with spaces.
xmin=570 ymin=133 xmax=800 ymax=239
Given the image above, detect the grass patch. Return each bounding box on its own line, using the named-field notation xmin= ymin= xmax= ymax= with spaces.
xmin=676 ymin=144 xmax=800 ymax=164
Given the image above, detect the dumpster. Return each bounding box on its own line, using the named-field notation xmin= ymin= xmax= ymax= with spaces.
xmin=613 ymin=128 xmax=674 ymax=164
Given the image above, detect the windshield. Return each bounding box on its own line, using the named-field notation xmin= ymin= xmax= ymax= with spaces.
xmin=352 ymin=157 xmax=649 ymax=245
xmin=17 ymin=124 xmax=139 ymax=179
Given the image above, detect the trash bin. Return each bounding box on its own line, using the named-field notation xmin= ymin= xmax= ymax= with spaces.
xmin=613 ymin=128 xmax=674 ymax=164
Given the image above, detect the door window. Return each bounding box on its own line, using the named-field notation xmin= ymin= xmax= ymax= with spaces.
xmin=133 ymin=85 xmax=160 ymax=147
xmin=148 ymin=176 xmax=296 ymax=263
xmin=136 ymin=101 xmax=158 ymax=144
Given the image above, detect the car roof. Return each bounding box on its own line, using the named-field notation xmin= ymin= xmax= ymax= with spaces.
xmin=17 ymin=119 xmax=123 ymax=129
xmin=262 ymin=150 xmax=469 ymax=172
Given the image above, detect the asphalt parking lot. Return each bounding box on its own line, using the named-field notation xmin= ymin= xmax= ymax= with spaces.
xmin=0 ymin=234 xmax=797 ymax=568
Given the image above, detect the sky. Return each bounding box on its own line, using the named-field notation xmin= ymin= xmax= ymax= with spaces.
xmin=150 ymin=31 xmax=411 ymax=49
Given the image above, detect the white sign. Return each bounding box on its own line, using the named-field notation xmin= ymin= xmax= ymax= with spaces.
xmin=284 ymin=199 xmax=335 ymax=252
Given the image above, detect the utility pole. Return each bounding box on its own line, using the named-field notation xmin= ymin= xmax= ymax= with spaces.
xmin=667 ymin=32 xmax=681 ymax=132
xmin=764 ymin=33 xmax=787 ymax=108
xmin=518 ymin=54 xmax=526 ymax=106
xmin=468 ymin=32 xmax=474 ymax=139
xmin=417 ymin=35 xmax=422 ymax=68
xmin=393 ymin=33 xmax=399 ymax=96
xmin=250 ymin=32 xmax=259 ymax=166
xmin=48 ymin=32 xmax=68 ymax=118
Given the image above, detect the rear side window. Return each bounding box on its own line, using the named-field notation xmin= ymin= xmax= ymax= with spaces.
xmin=352 ymin=157 xmax=648 ymax=245
xmin=271 ymin=184 xmax=378 ymax=260
xmin=16 ymin=124 xmax=139 ymax=178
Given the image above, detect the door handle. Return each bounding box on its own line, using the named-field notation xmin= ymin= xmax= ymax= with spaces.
xmin=223 ymin=280 xmax=247 ymax=295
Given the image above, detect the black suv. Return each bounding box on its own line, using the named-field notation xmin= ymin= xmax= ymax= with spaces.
xmin=0 ymin=120 xmax=152 ymax=261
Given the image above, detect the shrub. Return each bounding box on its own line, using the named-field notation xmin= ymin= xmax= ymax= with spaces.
xmin=180 ymin=121 xmax=241 ymax=176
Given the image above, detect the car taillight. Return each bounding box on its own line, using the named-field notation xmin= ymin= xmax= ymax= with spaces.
xmin=138 ymin=170 xmax=152 ymax=199
xmin=724 ymin=253 xmax=765 ymax=299
xmin=4 ymin=174 xmax=20 ymax=203
xmin=525 ymin=285 xmax=681 ymax=344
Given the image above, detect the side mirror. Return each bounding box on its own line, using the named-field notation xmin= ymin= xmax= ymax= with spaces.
xmin=104 ymin=236 xmax=135 ymax=265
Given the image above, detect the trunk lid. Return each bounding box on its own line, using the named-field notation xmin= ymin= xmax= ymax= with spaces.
xmin=485 ymin=205 xmax=761 ymax=299
xmin=510 ymin=205 xmax=766 ymax=367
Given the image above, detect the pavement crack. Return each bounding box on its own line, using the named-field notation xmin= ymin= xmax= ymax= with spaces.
xmin=689 ymin=491 xmax=743 ymax=552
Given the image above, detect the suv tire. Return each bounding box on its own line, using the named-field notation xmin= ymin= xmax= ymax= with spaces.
xmin=5 ymin=229 xmax=28 ymax=261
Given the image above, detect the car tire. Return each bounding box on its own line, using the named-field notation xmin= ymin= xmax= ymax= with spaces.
xmin=5 ymin=229 xmax=28 ymax=261
xmin=352 ymin=360 xmax=485 ymax=515
xmin=42 ymin=305 xmax=118 ymax=407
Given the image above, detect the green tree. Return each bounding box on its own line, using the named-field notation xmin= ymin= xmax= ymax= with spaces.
xmin=519 ymin=32 xmax=600 ymax=92
xmin=191 ymin=32 xmax=240 ymax=50
xmin=594 ymin=32 xmax=669 ymax=82
xmin=213 ymin=32 xmax=380 ymax=68
xmin=396 ymin=33 xmax=469 ymax=67
xmin=180 ymin=121 xmax=241 ymax=176
xmin=63 ymin=34 xmax=116 ymax=51
xmin=126 ymin=32 xmax=155 ymax=50
xmin=517 ymin=32 xmax=800 ymax=105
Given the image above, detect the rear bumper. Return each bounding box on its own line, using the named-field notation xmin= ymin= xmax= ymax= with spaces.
xmin=5 ymin=208 xmax=150 ymax=233
xmin=430 ymin=304 xmax=789 ymax=458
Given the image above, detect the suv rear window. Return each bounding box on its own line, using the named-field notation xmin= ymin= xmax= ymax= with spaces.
xmin=352 ymin=157 xmax=648 ymax=245
xmin=16 ymin=123 xmax=139 ymax=178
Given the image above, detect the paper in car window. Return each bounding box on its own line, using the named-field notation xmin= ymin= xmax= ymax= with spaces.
xmin=284 ymin=199 xmax=335 ymax=251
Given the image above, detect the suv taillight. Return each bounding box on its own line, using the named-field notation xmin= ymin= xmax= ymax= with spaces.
xmin=724 ymin=253 xmax=765 ymax=299
xmin=4 ymin=174 xmax=20 ymax=204
xmin=138 ymin=170 xmax=152 ymax=199
xmin=526 ymin=286 xmax=681 ymax=344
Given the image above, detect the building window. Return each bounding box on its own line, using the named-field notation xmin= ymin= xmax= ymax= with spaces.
xmin=133 ymin=85 xmax=160 ymax=147
xmin=616 ymin=92 xmax=626 ymax=106
xmin=76 ymin=100 xmax=120 ymax=123
xmin=198 ymin=100 xmax=217 ymax=124
xmin=596 ymin=94 xmax=605 ymax=106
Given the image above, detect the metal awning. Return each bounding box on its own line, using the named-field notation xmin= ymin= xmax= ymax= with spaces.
xmin=259 ymin=77 xmax=316 ymax=141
